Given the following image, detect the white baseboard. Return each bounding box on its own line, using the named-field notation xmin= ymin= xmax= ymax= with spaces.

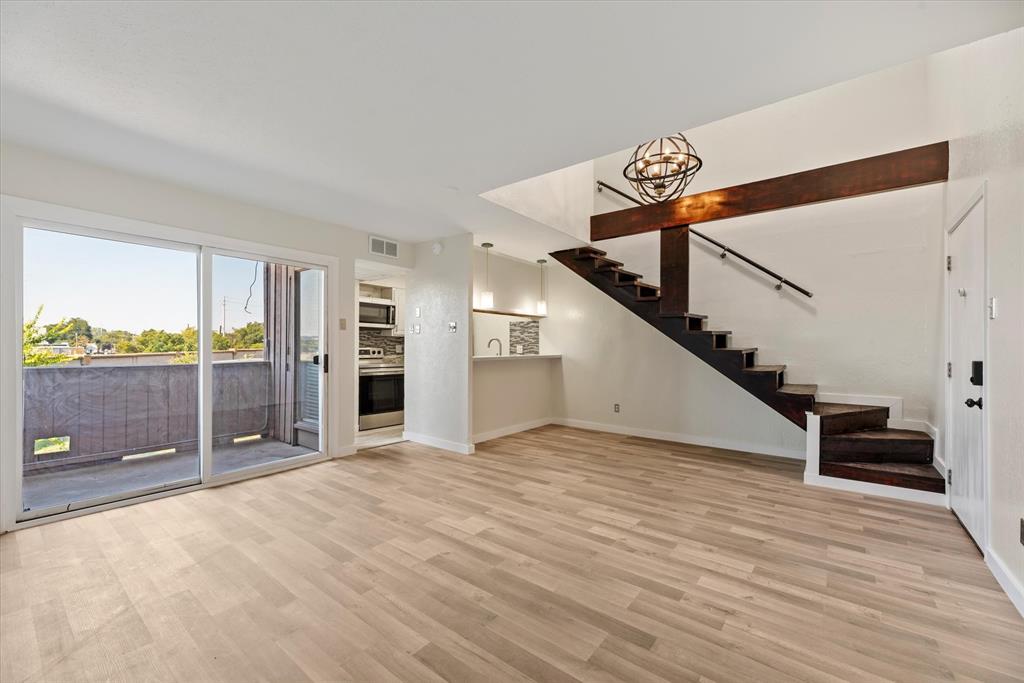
xmin=803 ymin=471 xmax=947 ymax=506
xmin=473 ymin=418 xmax=553 ymax=444
xmin=986 ymin=548 xmax=1024 ymax=619
xmin=551 ymin=418 xmax=804 ymax=460
xmin=403 ymin=431 xmax=475 ymax=455
xmin=332 ymin=445 xmax=358 ymax=458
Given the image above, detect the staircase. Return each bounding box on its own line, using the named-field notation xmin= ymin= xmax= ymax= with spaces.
xmin=551 ymin=246 xmax=945 ymax=495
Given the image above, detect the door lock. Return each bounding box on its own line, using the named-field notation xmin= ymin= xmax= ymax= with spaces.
xmin=964 ymin=397 xmax=983 ymax=409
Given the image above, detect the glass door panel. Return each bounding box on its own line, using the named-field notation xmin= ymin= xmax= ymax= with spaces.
xmin=210 ymin=254 xmax=323 ymax=475
xmin=21 ymin=228 xmax=200 ymax=518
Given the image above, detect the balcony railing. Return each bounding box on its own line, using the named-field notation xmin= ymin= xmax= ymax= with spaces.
xmin=23 ymin=360 xmax=272 ymax=472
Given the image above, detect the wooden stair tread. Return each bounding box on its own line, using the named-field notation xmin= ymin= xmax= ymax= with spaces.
xmin=596 ymin=264 xmax=641 ymax=276
xmin=777 ymin=384 xmax=816 ymax=396
xmin=715 ymin=347 xmax=757 ymax=353
xmin=823 ymin=428 xmax=931 ymax=443
xmin=813 ymin=402 xmax=887 ymax=416
xmin=745 ymin=364 xmax=785 ymax=373
xmin=574 ymin=246 xmax=606 ymax=257
xmin=820 ymin=461 xmax=944 ymax=493
xmin=657 ymin=312 xmax=707 ymax=320
xmin=578 ymin=255 xmax=623 ymax=268
xmin=615 ymin=280 xmax=658 ymax=289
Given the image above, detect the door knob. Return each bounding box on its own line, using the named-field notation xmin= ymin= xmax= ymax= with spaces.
xmin=964 ymin=397 xmax=983 ymax=409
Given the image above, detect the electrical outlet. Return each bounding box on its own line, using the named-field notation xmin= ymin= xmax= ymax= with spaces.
xmin=516 ymin=344 xmax=523 ymax=354
xmin=448 ymin=321 xmax=457 ymax=333
xmin=614 ymin=403 xmax=620 ymax=413
xmin=339 ymin=318 xmax=347 ymax=330
xmin=395 ymin=343 xmax=403 ymax=354
xmin=415 ymin=306 xmax=421 ymax=318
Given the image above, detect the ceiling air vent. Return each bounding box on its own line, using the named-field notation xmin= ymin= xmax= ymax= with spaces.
xmin=369 ymin=235 xmax=399 ymax=259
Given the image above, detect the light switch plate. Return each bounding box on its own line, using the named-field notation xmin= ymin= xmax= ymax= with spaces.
xmin=339 ymin=318 xmax=347 ymax=330
xmin=448 ymin=321 xmax=457 ymax=333
xmin=414 ymin=324 xmax=421 ymax=334
xmin=415 ymin=306 xmax=421 ymax=318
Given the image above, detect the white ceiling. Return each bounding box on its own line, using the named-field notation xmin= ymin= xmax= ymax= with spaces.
xmin=2 ymin=1 xmax=1021 ymax=261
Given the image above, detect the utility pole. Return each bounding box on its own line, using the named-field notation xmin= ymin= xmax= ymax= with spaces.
xmin=221 ymin=296 xmax=227 ymax=334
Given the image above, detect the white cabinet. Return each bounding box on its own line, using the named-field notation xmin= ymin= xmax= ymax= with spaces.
xmin=390 ymin=287 xmax=406 ymax=336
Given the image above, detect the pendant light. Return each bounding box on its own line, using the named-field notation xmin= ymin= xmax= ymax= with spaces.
xmin=480 ymin=242 xmax=495 ymax=309
xmin=535 ymin=259 xmax=547 ymax=316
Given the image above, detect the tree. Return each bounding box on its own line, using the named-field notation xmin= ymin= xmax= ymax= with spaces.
xmin=94 ymin=329 xmax=134 ymax=352
xmin=47 ymin=317 xmax=92 ymax=344
xmin=23 ymin=306 xmax=72 ymax=367
xmin=229 ymin=322 xmax=264 ymax=349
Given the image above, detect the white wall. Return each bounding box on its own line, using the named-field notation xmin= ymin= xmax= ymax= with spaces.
xmin=472 ymin=359 xmax=556 ymax=442
xmin=592 ymin=59 xmax=943 ymax=423
xmin=926 ymin=28 xmax=1024 ymax=607
xmin=472 ymin=246 xmax=547 ymax=314
xmin=481 ymin=160 xmax=594 ymax=243
xmin=0 ymin=141 xmax=414 ymax=459
xmin=404 ymin=233 xmax=474 ymax=452
xmin=545 ymin=264 xmax=806 ymax=458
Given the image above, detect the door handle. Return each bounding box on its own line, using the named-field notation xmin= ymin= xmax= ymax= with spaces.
xmin=964 ymin=397 xmax=983 ymax=409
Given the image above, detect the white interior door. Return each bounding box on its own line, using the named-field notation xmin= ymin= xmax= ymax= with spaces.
xmin=948 ymin=196 xmax=986 ymax=548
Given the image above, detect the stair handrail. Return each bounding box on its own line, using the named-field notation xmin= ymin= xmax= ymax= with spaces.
xmin=596 ymin=180 xmax=813 ymax=298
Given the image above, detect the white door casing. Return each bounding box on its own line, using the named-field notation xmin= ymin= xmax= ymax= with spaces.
xmin=947 ymin=189 xmax=987 ymax=549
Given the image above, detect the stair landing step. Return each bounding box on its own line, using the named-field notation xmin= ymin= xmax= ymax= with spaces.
xmin=819 ymin=461 xmax=945 ymax=494
xmin=777 ymin=383 xmax=816 ymax=396
xmin=813 ymin=402 xmax=887 ymax=416
xmin=824 ymin=428 xmax=931 ymax=443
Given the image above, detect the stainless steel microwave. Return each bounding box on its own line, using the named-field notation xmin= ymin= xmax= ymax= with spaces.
xmin=359 ymin=297 xmax=396 ymax=328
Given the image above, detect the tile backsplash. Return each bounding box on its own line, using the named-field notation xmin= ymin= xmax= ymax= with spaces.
xmin=359 ymin=328 xmax=403 ymax=355
xmin=509 ymin=320 xmax=540 ymax=355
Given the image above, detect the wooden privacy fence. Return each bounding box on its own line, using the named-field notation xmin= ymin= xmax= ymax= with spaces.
xmin=23 ymin=361 xmax=271 ymax=472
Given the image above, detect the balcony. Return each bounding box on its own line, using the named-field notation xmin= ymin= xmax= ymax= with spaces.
xmin=22 ymin=358 xmax=317 ymax=513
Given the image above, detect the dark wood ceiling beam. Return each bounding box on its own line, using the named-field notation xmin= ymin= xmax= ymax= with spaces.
xmin=591 ymin=141 xmax=948 ymax=241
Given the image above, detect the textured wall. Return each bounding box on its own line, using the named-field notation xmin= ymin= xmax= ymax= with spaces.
xmin=927 ymin=28 xmax=1024 ymax=604
xmin=403 ymin=234 xmax=473 ymax=450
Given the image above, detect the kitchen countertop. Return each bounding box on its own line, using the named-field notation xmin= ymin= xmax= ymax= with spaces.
xmin=472 ymin=354 xmax=561 ymax=362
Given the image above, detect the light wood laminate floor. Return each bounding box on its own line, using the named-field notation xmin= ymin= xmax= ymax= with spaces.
xmin=2 ymin=425 xmax=1021 ymax=682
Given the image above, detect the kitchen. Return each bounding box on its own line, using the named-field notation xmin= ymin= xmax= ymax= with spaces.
xmin=355 ymin=264 xmax=408 ymax=450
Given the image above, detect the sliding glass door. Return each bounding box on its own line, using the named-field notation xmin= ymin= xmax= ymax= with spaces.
xmin=21 ymin=228 xmax=201 ymax=517
xmin=210 ymin=254 xmax=324 ymax=475
xmin=19 ymin=227 xmax=327 ymax=521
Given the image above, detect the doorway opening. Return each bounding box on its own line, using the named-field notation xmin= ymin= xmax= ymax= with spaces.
xmin=355 ymin=259 xmax=409 ymax=451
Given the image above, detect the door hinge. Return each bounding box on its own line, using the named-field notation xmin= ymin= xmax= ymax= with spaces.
xmin=947 ymin=362 xmax=952 ymax=378
xmin=946 ymin=255 xmax=952 ymax=271
xmin=947 ymin=469 xmax=952 ymax=485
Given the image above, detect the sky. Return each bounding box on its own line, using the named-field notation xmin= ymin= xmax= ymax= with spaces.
xmin=24 ymin=229 xmax=271 ymax=334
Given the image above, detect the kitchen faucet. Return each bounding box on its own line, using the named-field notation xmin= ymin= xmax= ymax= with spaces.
xmin=488 ymin=338 xmax=502 ymax=356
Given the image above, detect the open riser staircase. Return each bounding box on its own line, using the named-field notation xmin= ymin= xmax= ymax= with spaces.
xmin=551 ymin=246 xmax=945 ymax=494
